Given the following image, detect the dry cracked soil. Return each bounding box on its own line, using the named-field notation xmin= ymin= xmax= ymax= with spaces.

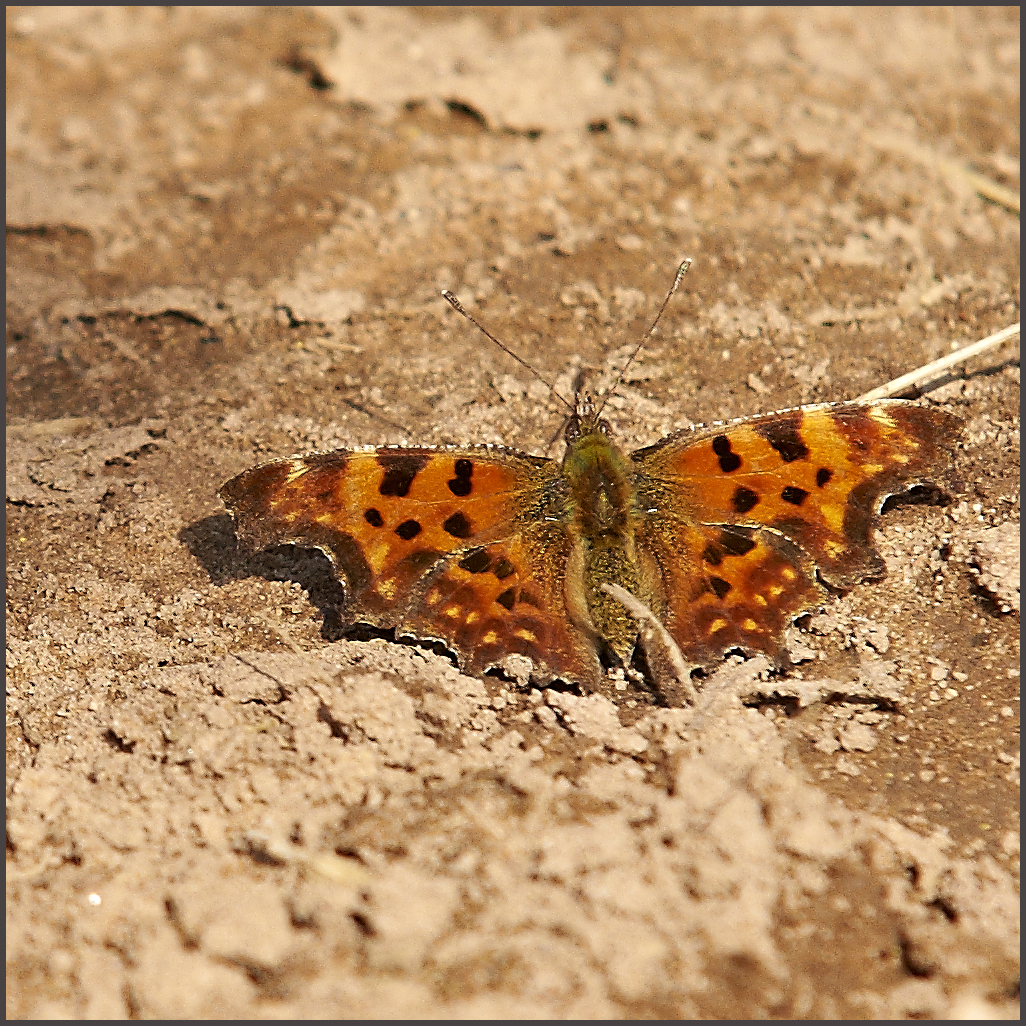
xmin=6 ymin=6 xmax=1020 ymax=1019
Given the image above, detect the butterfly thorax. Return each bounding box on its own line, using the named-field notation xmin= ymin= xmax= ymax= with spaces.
xmin=561 ymin=422 xmax=635 ymax=539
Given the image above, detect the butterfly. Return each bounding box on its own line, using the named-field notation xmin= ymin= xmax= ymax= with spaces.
xmin=220 ymin=264 xmax=960 ymax=689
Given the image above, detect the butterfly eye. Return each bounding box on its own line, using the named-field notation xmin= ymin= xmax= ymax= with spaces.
xmin=565 ymin=417 xmax=583 ymax=444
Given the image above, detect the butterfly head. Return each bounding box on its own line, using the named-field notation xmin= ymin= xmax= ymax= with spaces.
xmin=564 ymin=392 xmax=613 ymax=446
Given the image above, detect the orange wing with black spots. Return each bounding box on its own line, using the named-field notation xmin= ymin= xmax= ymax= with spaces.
xmin=635 ymin=521 xmax=824 ymax=666
xmin=632 ymin=400 xmax=960 ymax=664
xmin=220 ymin=447 xmax=601 ymax=684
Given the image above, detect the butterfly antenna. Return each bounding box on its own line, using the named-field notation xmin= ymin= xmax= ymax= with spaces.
xmin=442 ymin=290 xmax=575 ymax=415
xmin=595 ymin=257 xmax=692 ymax=420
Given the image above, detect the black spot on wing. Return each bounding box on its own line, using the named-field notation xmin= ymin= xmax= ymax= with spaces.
xmin=781 ymin=485 xmax=809 ymax=506
xmin=712 ymin=434 xmax=742 ymax=473
xmin=364 ymin=508 xmax=384 ymax=528
xmin=708 ymin=576 xmax=731 ymax=599
xmin=496 ymin=588 xmax=516 ymax=610
xmin=378 ymin=453 xmax=430 ymax=497
xmin=719 ymin=528 xmax=757 ymax=557
xmin=443 ymin=512 xmax=473 ymax=539
xmin=492 ymin=558 xmax=516 ymax=579
xmin=732 ymin=486 xmax=760 ymax=514
xmin=702 ymin=544 xmax=723 ymax=566
xmin=756 ymin=413 xmax=809 ymax=463
xmin=448 ymin=458 xmax=474 ymax=497
xmin=816 ymin=467 xmax=833 ymax=487
xmin=395 ymin=519 xmax=422 ymax=540
xmin=457 ymin=548 xmax=491 ymax=574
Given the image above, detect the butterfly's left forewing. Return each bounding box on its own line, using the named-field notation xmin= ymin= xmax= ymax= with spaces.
xmin=220 ymin=446 xmax=603 ymax=685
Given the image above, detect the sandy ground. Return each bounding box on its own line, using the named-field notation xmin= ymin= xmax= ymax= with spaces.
xmin=6 ymin=7 xmax=1020 ymax=1019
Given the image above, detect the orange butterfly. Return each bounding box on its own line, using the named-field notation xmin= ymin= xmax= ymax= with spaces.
xmin=221 ymin=264 xmax=959 ymax=688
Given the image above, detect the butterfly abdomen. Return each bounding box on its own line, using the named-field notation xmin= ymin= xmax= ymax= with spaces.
xmin=559 ymin=427 xmax=650 ymax=664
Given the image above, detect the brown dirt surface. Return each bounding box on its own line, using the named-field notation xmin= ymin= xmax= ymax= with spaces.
xmin=6 ymin=6 xmax=1020 ymax=1019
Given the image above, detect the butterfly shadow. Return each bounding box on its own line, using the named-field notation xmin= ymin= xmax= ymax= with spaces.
xmin=182 ymin=512 xmax=346 ymax=626
xmin=879 ymin=481 xmax=952 ymax=516
xmin=181 ymin=514 xmax=464 ymax=662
